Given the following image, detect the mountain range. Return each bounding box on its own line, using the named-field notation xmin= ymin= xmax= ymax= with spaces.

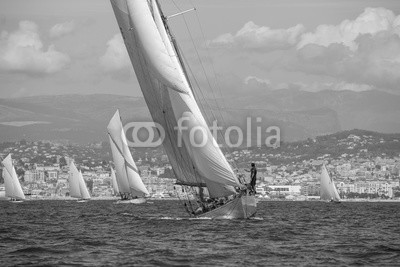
xmin=0 ymin=89 xmax=399 ymax=144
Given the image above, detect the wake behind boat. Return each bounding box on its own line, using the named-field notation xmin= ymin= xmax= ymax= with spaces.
xmin=110 ymin=0 xmax=256 ymax=219
xmin=320 ymin=164 xmax=341 ymax=203
xmin=2 ymin=154 xmax=26 ymax=203
xmin=116 ymin=198 xmax=147 ymax=204
xmin=107 ymin=110 xmax=149 ymax=204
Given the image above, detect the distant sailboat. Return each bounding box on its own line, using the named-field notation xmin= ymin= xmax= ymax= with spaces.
xmin=1 ymin=154 xmax=25 ymax=202
xmin=320 ymin=164 xmax=341 ymax=203
xmin=69 ymin=162 xmax=91 ymax=202
xmin=107 ymin=110 xmax=149 ymax=204
xmin=110 ymin=0 xmax=256 ymax=218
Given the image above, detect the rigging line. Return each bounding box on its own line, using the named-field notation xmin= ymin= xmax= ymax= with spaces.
xmin=175 ymin=43 xmax=217 ymax=135
xmin=188 ymin=1 xmax=237 ymax=168
xmin=185 ymin=186 xmax=195 ymax=214
xmin=171 ymin=17 xmax=229 ymax=156
xmin=176 ymin=186 xmax=192 ymax=216
xmin=157 ymin=0 xmax=209 ymax=187
xmin=188 ymin=0 xmax=228 ymax=125
xmin=169 ymin=0 xmax=218 ymax=124
xmin=169 ymin=0 xmax=236 ymax=167
xmin=189 ymin=5 xmax=236 ymax=165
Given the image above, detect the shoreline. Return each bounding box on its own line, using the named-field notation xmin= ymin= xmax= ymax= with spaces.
xmin=1 ymin=196 xmax=399 ymax=202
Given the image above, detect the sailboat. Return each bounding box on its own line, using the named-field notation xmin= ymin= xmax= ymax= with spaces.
xmin=320 ymin=164 xmax=341 ymax=203
xmin=110 ymin=0 xmax=257 ymax=218
xmin=1 ymin=154 xmax=26 ymax=202
xmin=69 ymin=162 xmax=91 ymax=202
xmin=107 ymin=110 xmax=149 ymax=204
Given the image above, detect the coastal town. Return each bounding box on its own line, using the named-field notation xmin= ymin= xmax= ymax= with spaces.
xmin=1 ymin=129 xmax=400 ymax=200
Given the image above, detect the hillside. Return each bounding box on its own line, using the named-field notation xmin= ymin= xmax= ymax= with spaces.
xmin=241 ymin=129 xmax=400 ymax=165
xmin=0 ymin=90 xmax=399 ymax=143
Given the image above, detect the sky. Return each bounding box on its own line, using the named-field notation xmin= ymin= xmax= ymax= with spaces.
xmin=1 ymin=0 xmax=400 ymax=98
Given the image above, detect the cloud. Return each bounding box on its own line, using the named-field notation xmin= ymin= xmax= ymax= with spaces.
xmin=297 ymin=7 xmax=399 ymax=50
xmin=271 ymin=7 xmax=400 ymax=93
xmin=49 ymin=21 xmax=75 ymax=38
xmin=302 ymin=81 xmax=373 ymax=92
xmin=0 ymin=21 xmax=70 ymax=74
xmin=244 ymin=76 xmax=271 ymax=86
xmin=294 ymin=31 xmax=400 ymax=91
xmin=209 ymin=21 xmax=305 ymax=51
xmin=99 ymin=33 xmax=131 ymax=73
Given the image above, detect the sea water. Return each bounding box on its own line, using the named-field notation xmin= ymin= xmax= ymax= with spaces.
xmin=0 ymin=200 xmax=399 ymax=266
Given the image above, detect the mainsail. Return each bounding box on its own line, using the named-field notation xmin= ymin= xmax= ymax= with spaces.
xmin=107 ymin=110 xmax=149 ymax=197
xmin=69 ymin=162 xmax=91 ymax=200
xmin=1 ymin=154 xmax=25 ymax=200
xmin=320 ymin=164 xmax=341 ymax=201
xmin=110 ymin=0 xmax=242 ymax=198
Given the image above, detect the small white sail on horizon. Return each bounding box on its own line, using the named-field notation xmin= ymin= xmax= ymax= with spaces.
xmin=107 ymin=110 xmax=149 ymax=200
xmin=1 ymin=154 xmax=25 ymax=201
xmin=320 ymin=164 xmax=341 ymax=202
xmin=69 ymin=162 xmax=91 ymax=201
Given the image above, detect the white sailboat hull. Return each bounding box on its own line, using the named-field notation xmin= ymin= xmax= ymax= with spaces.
xmin=198 ymin=195 xmax=257 ymax=219
xmin=116 ymin=198 xmax=146 ymax=204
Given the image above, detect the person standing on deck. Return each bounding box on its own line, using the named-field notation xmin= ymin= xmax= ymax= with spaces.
xmin=246 ymin=163 xmax=257 ymax=194
xmin=250 ymin=163 xmax=257 ymax=194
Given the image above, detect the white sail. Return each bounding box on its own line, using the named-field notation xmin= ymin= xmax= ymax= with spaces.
xmin=78 ymin=170 xmax=91 ymax=200
xmin=107 ymin=110 xmax=149 ymax=197
xmin=110 ymin=167 xmax=120 ymax=195
xmin=2 ymin=154 xmax=25 ymax=200
xmin=69 ymin=162 xmax=82 ymax=198
xmin=69 ymin=162 xmax=91 ymax=199
xmin=2 ymin=163 xmax=15 ymax=198
xmin=126 ymin=0 xmax=188 ymax=94
xmin=320 ymin=164 xmax=341 ymax=201
xmin=109 ymin=134 xmax=130 ymax=194
xmin=110 ymin=0 xmax=242 ymax=198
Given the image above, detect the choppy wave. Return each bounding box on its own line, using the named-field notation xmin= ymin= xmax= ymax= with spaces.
xmin=0 ymin=200 xmax=399 ymax=266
